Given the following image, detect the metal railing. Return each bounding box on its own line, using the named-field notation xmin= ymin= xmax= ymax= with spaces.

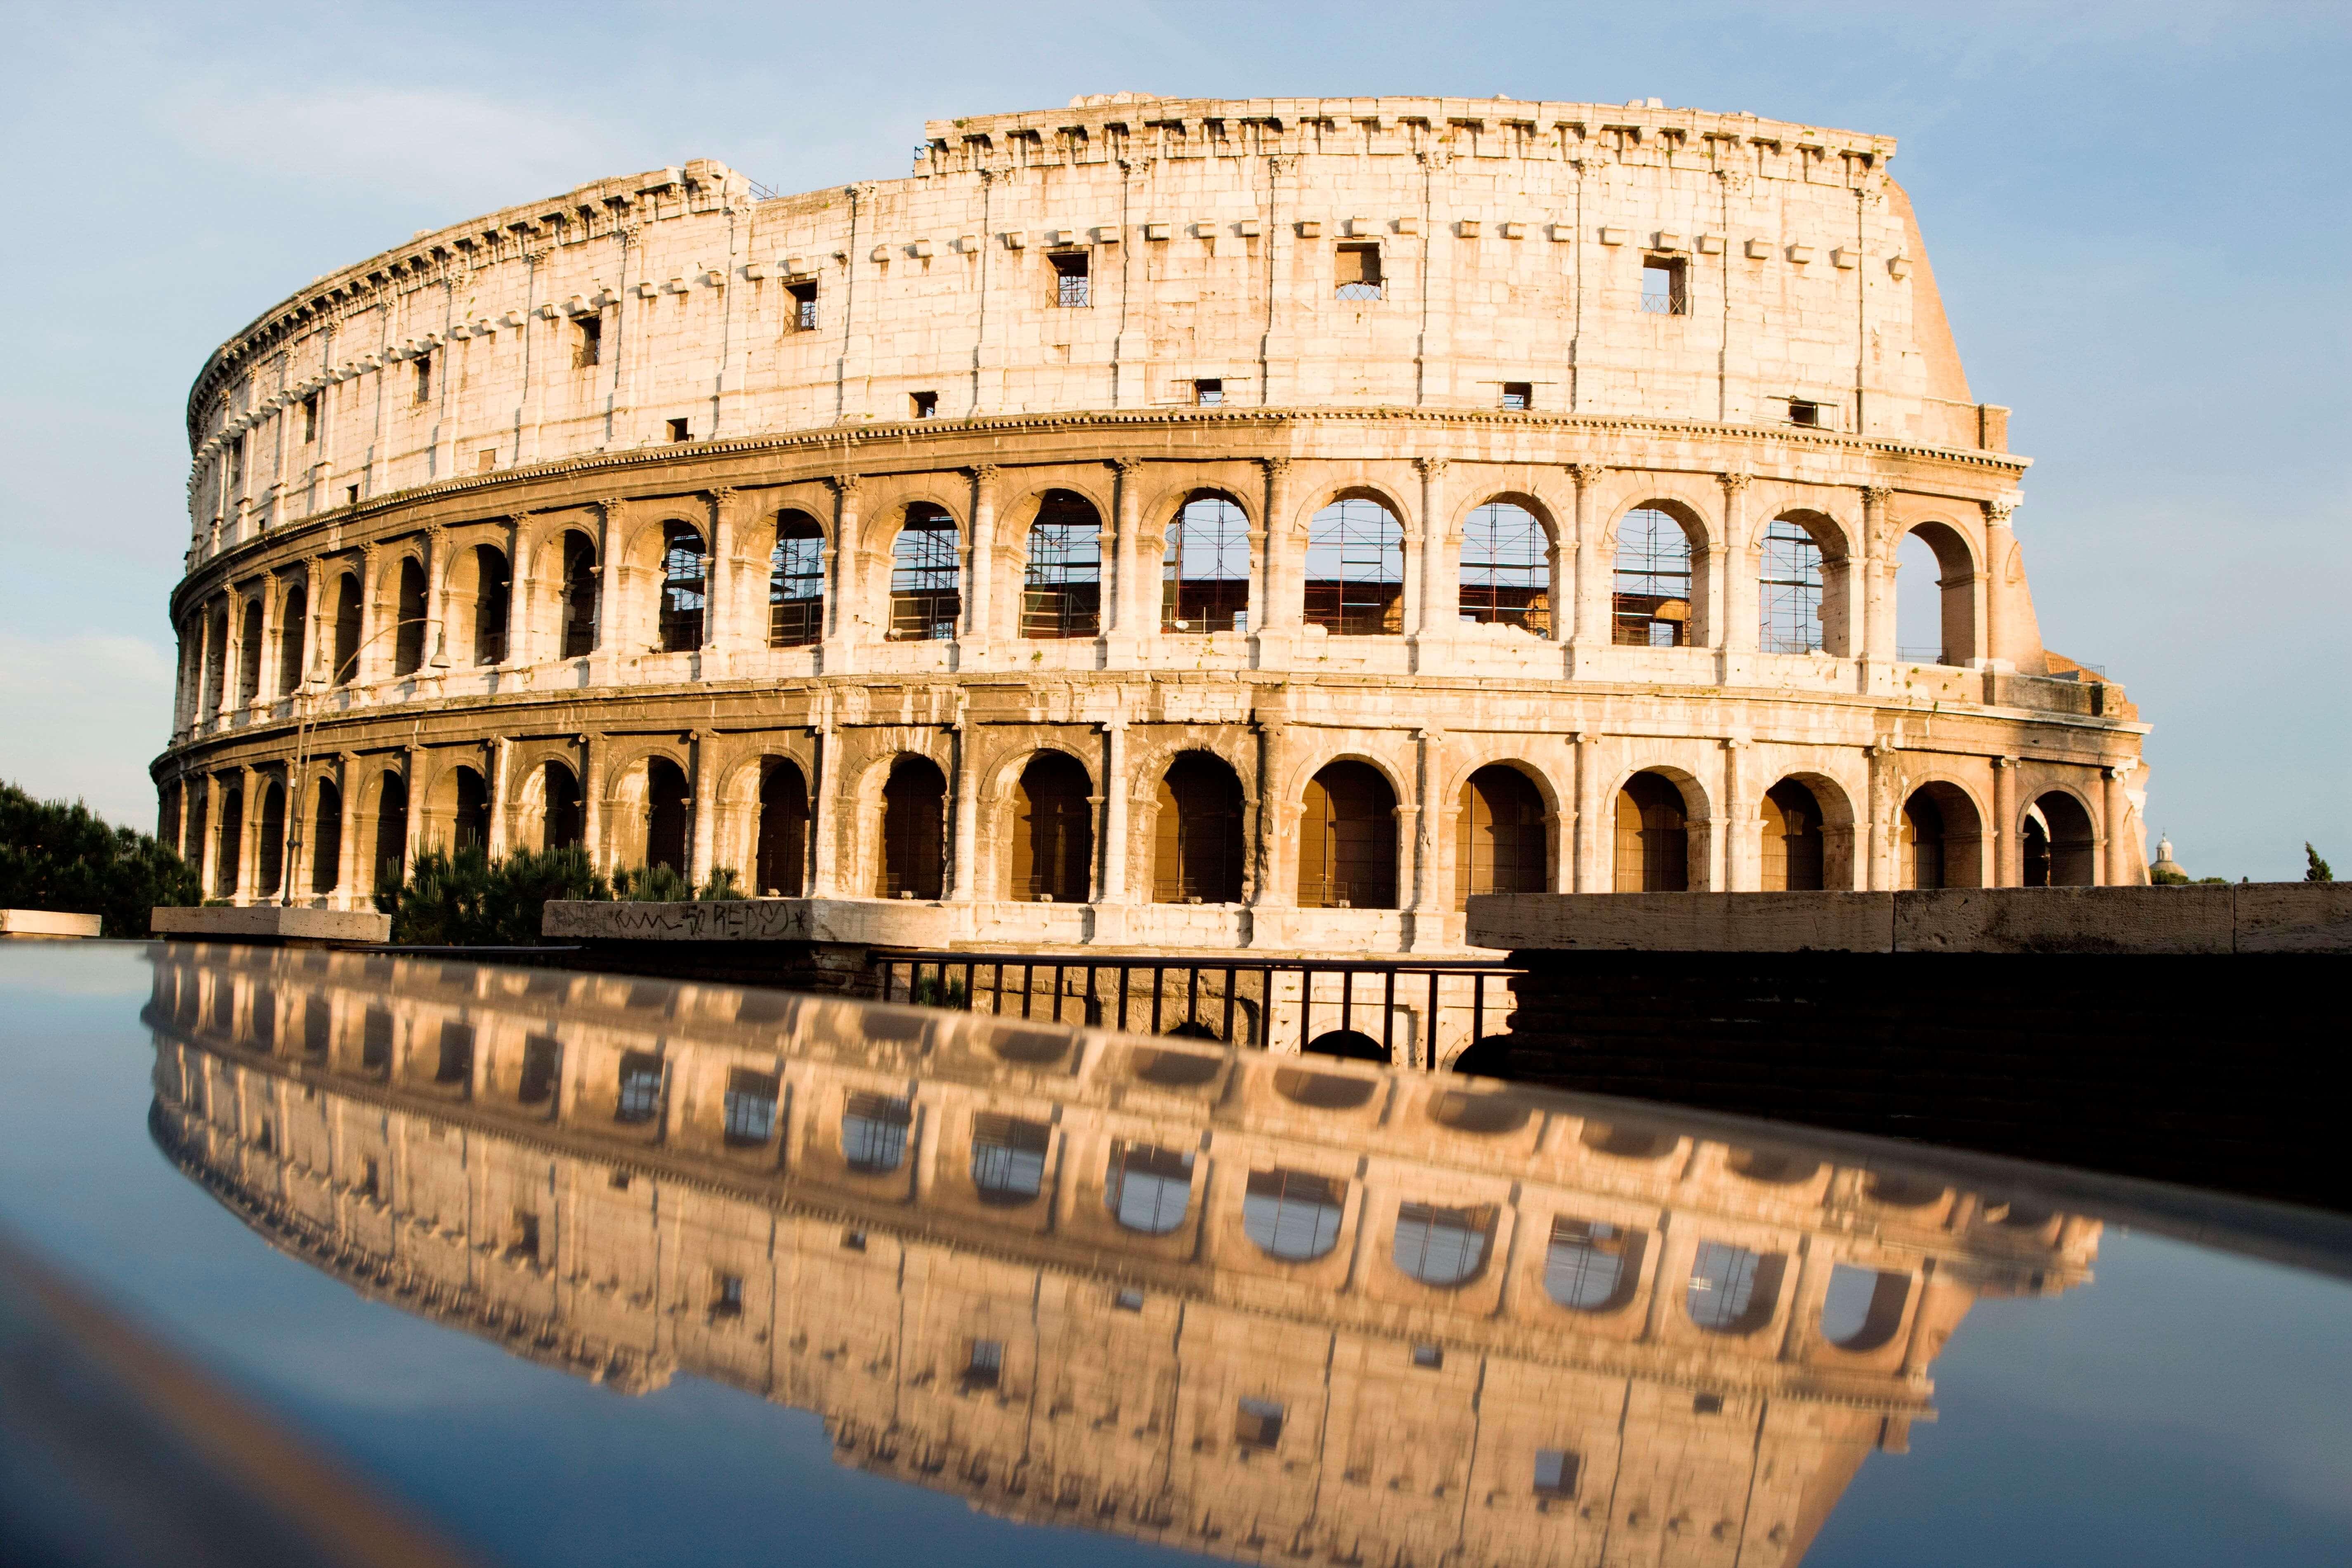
xmin=873 ymin=952 xmax=1520 ymax=1069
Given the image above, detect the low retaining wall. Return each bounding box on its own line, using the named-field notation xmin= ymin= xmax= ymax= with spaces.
xmin=150 ymin=906 xmax=391 ymax=945
xmin=1 ymin=909 xmax=102 ymax=938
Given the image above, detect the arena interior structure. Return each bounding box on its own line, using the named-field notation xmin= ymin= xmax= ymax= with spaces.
xmin=158 ymin=93 xmax=2150 ymax=956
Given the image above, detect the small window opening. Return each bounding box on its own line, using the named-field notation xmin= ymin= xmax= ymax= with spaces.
xmin=1412 ymin=1344 xmax=1444 ymax=1369
xmin=1534 ymin=1448 xmax=1580 ymax=1499
xmin=1640 ymin=256 xmax=1689 ymax=316
xmin=1787 ymin=398 xmax=1823 ymax=428
xmin=609 ymin=1168 xmax=631 ymax=1190
xmin=1114 ymin=1287 xmax=1145 ymax=1311
xmin=787 ymin=280 xmax=818 ymax=331
xmin=346 ymin=485 xmax=359 ymax=506
xmin=964 ymin=1338 xmax=1004 ymax=1389
xmin=712 ymin=1271 xmax=744 ymax=1318
xmin=1500 ymin=382 xmax=1533 ymax=411
xmin=1693 ymin=1391 xmax=1725 ymax=1415
xmin=518 ymin=1035 xmax=560 ymax=1105
xmin=722 ymin=1068 xmax=779 ymax=1146
xmin=615 ymin=1052 xmax=662 ymax=1123
xmin=1235 ymin=1397 xmax=1285 ymax=1449
xmin=510 ymin=1210 xmax=541 ymax=1262
xmin=301 ymin=393 xmax=319 ymax=442
xmin=476 ymin=449 xmax=496 ymax=473
xmin=574 ymin=314 xmax=602 ymax=367
xmin=359 ymin=1156 xmax=380 ymax=1199
xmin=413 ymin=355 xmax=432 ymax=405
xmin=1194 ymin=378 xmax=1224 ymax=406
xmin=666 ymin=417 xmax=691 ymax=443
xmin=1049 ymin=250 xmax=1090 ymax=307
xmin=841 ymin=1228 xmax=868 ymax=1251
xmin=910 ymin=391 xmax=938 ymax=419
xmin=1334 ymin=243 xmax=1383 ymax=301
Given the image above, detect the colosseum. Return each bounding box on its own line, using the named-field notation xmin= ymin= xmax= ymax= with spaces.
xmin=157 ymin=93 xmax=2151 ymax=955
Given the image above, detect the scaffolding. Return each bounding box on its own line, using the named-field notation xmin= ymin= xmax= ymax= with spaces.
xmin=1162 ymin=495 xmax=1251 ymax=632
xmin=1458 ymin=502 xmax=1551 ymax=634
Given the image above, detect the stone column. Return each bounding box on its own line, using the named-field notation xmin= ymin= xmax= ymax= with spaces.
xmin=823 ymin=476 xmax=861 ymax=658
xmin=1408 ymin=726 xmax=1447 ymax=950
xmin=1568 ymin=463 xmax=1609 ymax=651
xmin=1099 ymin=719 xmax=1130 ymax=906
xmin=1412 ymin=457 xmax=1449 ymax=653
xmin=235 ymin=765 xmax=262 ymax=902
xmin=299 ymin=556 xmax=324 ymax=686
xmin=2102 ymin=763 xmax=2135 ymax=887
xmin=1992 ymin=756 xmax=2019 ymax=887
xmin=333 ymin=755 xmax=358 ymax=903
xmin=593 ymin=498 xmax=624 ymax=674
xmin=486 ymin=737 xmax=512 ymax=859
xmin=1863 ymin=743 xmax=1892 ymax=892
xmin=1108 ymin=457 xmax=1145 ymax=659
xmin=705 ymin=489 xmax=737 ymax=674
xmin=948 ymin=715 xmax=978 ymax=905
xmin=1981 ymin=500 xmax=2016 ymax=668
xmin=1572 ymin=732 xmax=1602 ymax=892
xmin=1252 ymin=719 xmax=1293 ymax=909
xmin=399 ymin=746 xmax=423 ymax=874
xmin=422 ymin=525 xmax=450 ymax=671
xmin=1860 ymin=486 xmax=1894 ymax=665
xmin=195 ymin=774 xmax=220 ymax=896
xmin=967 ymin=465 xmax=1000 ymax=641
xmin=689 ymin=731 xmax=717 ymax=885
xmin=213 ymin=599 xmax=241 ymax=725
xmin=579 ymin=734 xmax=605 ymax=873
xmin=1256 ymin=458 xmax=1295 ymax=634
xmin=500 ymin=516 xmax=525 ymax=666
xmin=353 ymin=545 xmax=380 ymax=686
xmin=810 ymin=712 xmax=842 ymax=895
xmin=1721 ymin=737 xmax=1751 ymax=891
xmin=1719 ymin=473 xmax=1756 ymax=656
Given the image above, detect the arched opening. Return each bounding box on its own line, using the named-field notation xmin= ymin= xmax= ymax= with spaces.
xmin=1428 ymin=1089 xmax=1533 ymax=1136
xmin=1613 ymin=507 xmax=1692 ymax=646
xmin=276 ymin=585 xmax=307 ymax=694
xmin=236 ymin=600 xmax=263 ymax=703
xmin=331 ymin=574 xmax=361 ymax=684
xmin=453 ymin=767 xmax=490 ymax=854
xmin=1302 ymin=1030 xmax=1388 ymax=1064
xmin=2021 ymin=813 xmax=2049 ymax=887
xmin=202 ymin=603 xmax=229 ymax=710
xmin=1760 ymin=518 xmax=1826 ymax=653
xmin=560 ymin=531 xmax=598 ymax=658
xmin=1455 ymin=764 xmax=1547 ymax=907
xmin=1901 ymin=782 xmax=1985 ymax=889
xmin=1275 ymin=1065 xmax=1379 ymax=1106
xmin=1760 ymin=778 xmax=1825 ymax=891
xmin=756 ymin=760 xmax=809 ymax=896
xmin=254 ymin=781 xmax=286 ymax=896
xmin=878 ymin=755 xmax=947 ymax=898
xmin=371 ymin=773 xmax=408 ymax=893
xmin=1614 ymin=771 xmax=1689 ymax=892
xmin=1897 ymin=522 xmax=1978 ymax=665
xmin=541 ymin=762 xmax=583 ymax=851
xmin=1458 ymin=500 xmax=1551 ymax=635
xmin=2027 ymin=791 xmax=2097 ymax=886
xmin=1821 ymin=1266 xmax=1912 ymax=1352
xmin=643 ymin=757 xmax=689 ymax=872
xmin=1162 ymin=491 xmax=1250 ymax=633
xmin=1579 ymin=1120 xmax=1677 ymax=1159
xmin=213 ymin=780 xmax=243 ymax=895
xmin=1153 ymin=751 xmax=1244 ymax=903
xmin=1298 ymin=761 xmax=1398 ymax=909
xmin=1686 ymin=1242 xmax=1786 ymax=1335
xmin=1725 ymin=1148 xmax=1821 ymax=1185
xmin=970 ymin=1114 xmax=1051 ymax=1205
xmin=1303 ymin=497 xmax=1405 ymax=635
xmin=470 ymin=544 xmax=509 ymax=665
xmin=1543 ymin=1218 xmax=1644 ymax=1312
xmin=768 ymin=510 xmax=824 ymax=647
xmin=309 ymin=779 xmax=341 ymax=894
xmin=657 ymin=522 xmax=707 ymax=651
xmin=1019 ymin=490 xmax=1102 ymax=639
xmin=1864 ymin=1172 xmax=1948 ymax=1209
xmin=1106 ymin=1142 xmax=1195 ymax=1233
xmin=887 ymin=503 xmax=960 ymax=641
xmin=1242 ymin=1169 xmax=1346 ymax=1261
xmin=1009 ymin=752 xmax=1093 ymax=902
xmin=392 ymin=557 xmax=427 ymax=676
xmin=1132 ymin=1046 xmax=1225 ymax=1087
xmin=1393 ymin=1203 xmax=1494 ymax=1287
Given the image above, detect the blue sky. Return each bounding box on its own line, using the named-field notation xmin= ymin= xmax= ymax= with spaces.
xmin=2 ymin=1 xmax=2343 ymax=878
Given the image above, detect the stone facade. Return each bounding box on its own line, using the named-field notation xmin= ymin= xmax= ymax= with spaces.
xmin=146 ymin=945 xmax=2096 ymax=1566
xmin=155 ymin=94 xmax=2150 ymax=955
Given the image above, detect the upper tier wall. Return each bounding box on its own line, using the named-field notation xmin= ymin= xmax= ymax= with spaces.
xmin=182 ymin=97 xmax=2004 ymax=555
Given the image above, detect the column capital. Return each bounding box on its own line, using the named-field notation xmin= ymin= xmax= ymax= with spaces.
xmin=1110 ymin=456 xmax=1146 ymax=476
xmin=1718 ymin=470 xmax=1752 ymax=495
xmin=1259 ymin=455 xmax=1292 ymax=478
xmin=1982 ymin=498 xmax=2017 ymax=525
xmin=1991 ymin=753 xmax=2019 ymax=770
xmin=708 ymin=486 xmax=739 ymax=510
xmin=826 ymin=473 xmax=862 ymax=498
xmin=968 ymin=462 xmax=1001 ymax=483
xmin=595 ymin=494 xmax=626 ymax=521
xmin=1859 ymin=484 xmax=1895 ymax=507
xmin=2102 ymin=759 xmax=2138 ymax=780
xmin=1566 ymin=462 xmax=1608 ymax=486
xmin=1413 ymin=455 xmax=1449 ymax=479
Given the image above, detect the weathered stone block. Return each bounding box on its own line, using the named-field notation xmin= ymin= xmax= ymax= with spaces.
xmin=150 ymin=905 xmax=391 ymax=943
xmin=545 ymin=897 xmax=957 ymax=947
xmin=1466 ymin=892 xmax=1893 ymax=952
xmin=0 ymin=909 xmax=103 ymax=938
xmin=1893 ymin=887 xmax=2233 ymax=955
xmin=2233 ymin=882 xmax=2352 ymax=953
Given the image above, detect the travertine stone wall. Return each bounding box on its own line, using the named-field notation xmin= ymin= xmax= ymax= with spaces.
xmin=156 ymin=96 xmax=2151 ymax=954
xmin=147 ymin=947 xmax=2095 ymax=1567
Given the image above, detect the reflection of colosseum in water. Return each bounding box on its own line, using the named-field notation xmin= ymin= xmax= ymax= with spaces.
xmin=145 ymin=947 xmax=2095 ymax=1565
xmin=161 ymin=95 xmax=2149 ymax=957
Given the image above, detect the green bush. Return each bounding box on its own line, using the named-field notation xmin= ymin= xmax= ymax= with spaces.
xmin=483 ymin=846 xmax=611 ymax=939
xmin=382 ymin=844 xmax=616 ymax=944
xmin=2307 ymin=844 xmax=2334 ymax=884
xmin=0 ymin=781 xmax=201 ymax=938
xmin=611 ymin=863 xmax=747 ymax=902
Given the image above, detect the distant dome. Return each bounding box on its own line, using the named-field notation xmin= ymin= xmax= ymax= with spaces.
xmin=2151 ymin=837 xmax=2184 ymax=879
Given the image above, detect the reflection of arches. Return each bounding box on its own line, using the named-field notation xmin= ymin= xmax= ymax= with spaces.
xmin=768 ymin=510 xmax=824 ymax=647
xmin=1760 ymin=778 xmax=1825 ymax=891
xmin=1459 ymin=500 xmax=1552 ymax=635
xmin=1132 ymin=1047 xmax=1223 ymax=1087
xmin=309 ymin=778 xmax=341 ymax=894
xmin=560 ymin=531 xmax=598 ymax=658
xmin=1303 ymin=497 xmax=1405 ymax=635
xmin=1613 ymin=505 xmax=1694 ymax=646
xmin=2026 ymin=790 xmax=2096 ymax=886
xmin=1242 ymin=1169 xmax=1345 ymax=1261
xmin=1543 ymin=1217 xmax=1644 ymax=1312
xmin=1865 ymin=1172 xmax=1948 ymax=1208
xmin=371 ymin=773 xmax=408 ymax=892
xmin=1153 ymin=751 xmax=1244 ymax=903
xmin=1822 ymin=1265 xmax=1912 ymax=1351
xmin=1009 ymin=752 xmax=1093 ymax=902
xmin=1302 ymin=1030 xmax=1388 ymax=1064
xmin=970 ymin=1114 xmax=1050 ymax=1205
xmin=756 ymin=760 xmax=809 ymax=896
xmin=1901 ymin=781 xmax=1985 ymax=889
xmin=1580 ymin=1120 xmax=1677 ymax=1159
xmin=1614 ymin=771 xmax=1689 ymax=891
xmin=888 ymin=504 xmax=960 ymax=641
xmin=1019 ymin=490 xmax=1102 ymax=639
xmin=643 ymin=757 xmax=689 ymax=871
xmin=1456 ymin=764 xmax=1547 ymax=906
xmin=1161 ymin=491 xmax=1251 ymax=633
xmin=842 ymin=1092 xmax=911 ymax=1173
xmin=1392 ymin=1203 xmax=1493 ymax=1287
xmin=1687 ymin=1241 xmax=1785 ymax=1334
xmin=1299 ymin=761 xmax=1398 ymax=909
xmin=1427 ymin=1089 xmax=1532 ymax=1136
xmin=255 ymin=780 xmax=286 ymax=896
xmin=1725 ymin=1148 xmax=1821 ymax=1185
xmin=879 ymin=755 xmax=946 ymax=898
xmin=657 ymin=521 xmax=707 ymax=652
xmin=1275 ymin=1064 xmax=1379 ymax=1105
xmin=1106 ymin=1142 xmax=1195 ymax=1233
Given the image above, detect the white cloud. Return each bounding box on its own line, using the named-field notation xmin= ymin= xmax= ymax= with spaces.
xmin=0 ymin=632 xmax=174 ymax=830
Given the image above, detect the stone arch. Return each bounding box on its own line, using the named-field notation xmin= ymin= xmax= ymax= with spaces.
xmin=1762 ymin=771 xmax=1858 ymax=891
xmin=212 ymin=772 xmax=244 ymax=897
xmin=767 ymin=509 xmax=826 ymax=648
xmin=601 ymin=744 xmax=690 ymax=871
xmin=1302 ymin=488 xmax=1410 ymax=636
xmin=307 ymin=774 xmax=342 ymax=894
xmin=1157 ymin=487 xmax=1256 ymax=634
xmin=1005 ymin=749 xmax=1095 ymax=903
xmin=1456 ymin=492 xmax=1561 ymax=637
xmin=513 ymin=755 xmax=583 ymax=853
xmin=1392 ymin=1201 xmax=1497 ymax=1289
xmin=1298 ymin=758 xmax=1400 ymax=909
xmin=330 ymin=571 xmax=363 ymax=684
xmin=875 ymin=752 xmax=947 ymax=898
xmin=418 ymin=759 xmax=492 ymax=856
xmin=201 ymin=598 xmax=230 ymax=711
xmin=1896 ymin=518 xmax=1980 ymax=666
xmin=2024 ymin=787 xmax=2097 ymax=887
xmin=1153 ymin=750 xmax=1246 ymax=904
xmin=882 ymin=500 xmax=962 ymax=643
xmin=1821 ymin=1265 xmax=1913 ymax=1353
xmin=1764 ymin=507 xmax=1855 ymax=656
xmin=1613 ymin=766 xmax=1708 ymax=892
xmin=556 ymin=527 xmax=600 ymax=659
xmin=254 ymin=776 xmax=287 ymax=897
xmin=1901 ymin=778 xmax=1987 ymax=889
xmin=275 ymin=579 xmax=307 ymax=695
xmin=1016 ymin=489 xmax=1105 ymax=640
xmin=364 ymin=767 xmax=408 ymax=895
xmin=386 ymin=550 xmax=429 ymax=676
xmin=234 ymin=593 xmax=264 ymax=704
xmin=646 ymin=519 xmax=708 ymax=653
xmin=1607 ymin=497 xmax=1712 ymax=647
xmin=1454 ymin=760 xmax=1554 ymax=907
xmin=445 ymin=542 xmax=510 ymax=667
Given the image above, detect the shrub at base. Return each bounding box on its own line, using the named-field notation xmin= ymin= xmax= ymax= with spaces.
xmin=0 ymin=781 xmax=200 ymax=938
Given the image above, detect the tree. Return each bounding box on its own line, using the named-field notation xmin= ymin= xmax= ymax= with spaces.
xmin=380 ymin=844 xmax=614 ymax=944
xmin=0 ymin=781 xmax=200 ymax=938
xmin=2307 ymin=844 xmax=2335 ymax=883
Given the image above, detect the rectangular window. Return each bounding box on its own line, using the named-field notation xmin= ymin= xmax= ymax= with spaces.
xmin=712 ymin=1271 xmax=744 ymax=1318
xmin=1641 ymin=256 xmax=1690 ymax=316
xmin=1334 ymin=243 xmax=1383 ymax=300
xmin=510 ymin=1210 xmax=540 ymax=1262
xmin=518 ymin=1035 xmax=560 ymax=1105
xmin=788 ymin=280 xmax=818 ymax=331
xmin=228 ymin=434 xmax=245 ymax=489
xmin=666 ymin=417 xmax=690 ymax=442
xmin=1193 ymin=378 xmax=1224 ymax=406
xmin=1049 ymin=250 xmax=1090 ymax=307
xmin=361 ymin=1006 xmax=393 ymax=1072
xmin=615 ymin=1052 xmax=662 ymax=1123
xmin=574 ymin=314 xmax=602 ymax=368
xmin=346 ymin=485 xmax=360 ymax=506
xmin=964 ymin=1338 xmax=1004 ymax=1388
xmin=722 ymin=1068 xmax=779 ymax=1146
xmin=359 ymin=1156 xmax=380 ymax=1199
xmin=301 ymin=392 xmax=320 ymax=442
xmin=1534 ymin=1448 xmax=1580 ymax=1498
xmin=414 ymin=355 xmax=432 ymax=404
xmin=1787 ymin=398 xmax=1823 ymax=428
xmin=1500 ymin=382 xmax=1532 ymax=411
xmin=910 ymin=391 xmax=938 ymax=419
xmin=1235 ymin=1397 xmax=1285 ymax=1449
xmin=476 ymin=449 xmax=497 ymax=473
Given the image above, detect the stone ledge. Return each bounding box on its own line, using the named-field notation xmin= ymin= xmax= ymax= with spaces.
xmin=150 ymin=905 xmax=391 ymax=944
xmin=545 ymin=898 xmax=958 ymax=947
xmin=1465 ymin=884 xmax=2352 ymax=955
xmin=1 ymin=909 xmax=103 ymax=938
